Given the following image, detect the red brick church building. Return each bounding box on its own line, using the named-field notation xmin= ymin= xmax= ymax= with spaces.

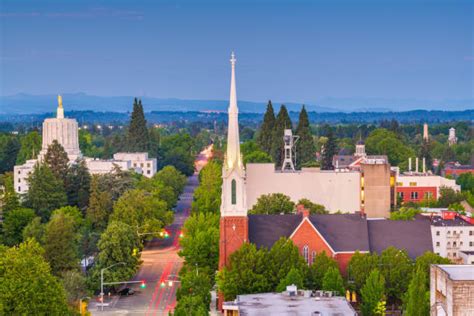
xmin=218 ymin=53 xmax=432 ymax=308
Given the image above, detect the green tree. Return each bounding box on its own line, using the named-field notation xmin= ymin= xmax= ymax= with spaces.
xmin=136 ymin=176 xmax=178 ymax=208
xmin=44 ymin=210 xmax=80 ymax=275
xmin=110 ymin=189 xmax=173 ymax=238
xmin=276 ymin=267 xmax=305 ymax=292
xmin=257 ymin=100 xmax=276 ymax=155
xmin=22 ymin=216 xmax=45 ymax=244
xmin=178 ymin=212 xmax=220 ymax=278
xmin=192 ymin=161 xmax=222 ymax=213
xmin=297 ymin=198 xmax=328 ymax=214
xmin=419 ymin=139 xmax=433 ymax=171
xmin=90 ymin=221 xmax=141 ymax=290
xmin=244 ymin=150 xmax=272 ymax=165
xmin=176 ymin=270 xmax=212 ymax=312
xmin=25 ymin=163 xmax=67 ymax=221
xmin=161 ymin=147 xmax=195 ymax=176
xmin=96 ymin=166 xmax=134 ymax=201
xmin=437 ymin=186 xmax=464 ymax=207
xmin=389 ymin=207 xmax=420 ymax=220
xmin=378 ymin=247 xmax=413 ymax=302
xmin=404 ymin=267 xmax=429 ymax=316
xmin=457 ymin=172 xmax=474 ymax=193
xmin=86 ymin=175 xmax=113 ymax=231
xmin=127 ymin=98 xmax=150 ymax=152
xmin=360 ymin=269 xmax=385 ymax=316
xmin=174 ymin=295 xmax=208 ymax=316
xmin=296 ymin=106 xmax=315 ymax=168
xmin=0 ymin=239 xmax=69 ymax=315
xmin=154 ymin=165 xmax=187 ymax=198
xmin=414 ymin=251 xmax=450 ymax=288
xmin=265 ymin=237 xmax=307 ymax=290
xmin=61 ymin=270 xmax=88 ymax=306
xmin=44 ymin=140 xmax=70 ymax=183
xmin=249 ymin=193 xmax=295 ymax=214
xmin=2 ymin=208 xmax=35 ymax=246
xmin=322 ymin=267 xmax=345 ymax=296
xmin=321 ymin=127 xmax=336 ymax=170
xmin=0 ymin=172 xmax=20 ymax=213
xmin=217 ymin=243 xmax=270 ymax=300
xmin=65 ymin=158 xmax=91 ymax=209
xmin=307 ymin=251 xmax=338 ymax=290
xmin=347 ymin=251 xmax=379 ymax=294
xmin=365 ymin=128 xmax=415 ymax=169
xmin=0 ymin=136 xmax=20 ymax=173
xmin=16 ymin=131 xmax=41 ymax=165
xmin=271 ymin=105 xmax=292 ymax=167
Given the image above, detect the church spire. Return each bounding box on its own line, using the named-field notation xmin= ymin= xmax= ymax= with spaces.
xmin=225 ymin=52 xmax=242 ymax=171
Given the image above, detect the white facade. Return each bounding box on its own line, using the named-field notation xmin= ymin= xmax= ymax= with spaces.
xmin=220 ymin=52 xmax=247 ymax=217
xmin=13 ymin=159 xmax=37 ymax=194
xmin=448 ymin=127 xmax=457 ymax=146
xmin=85 ymin=159 xmax=132 ymax=175
xmin=431 ymin=218 xmax=474 ymax=262
xmin=459 ymin=251 xmax=474 ymax=265
xmin=113 ymin=152 xmax=157 ymax=177
xmin=246 ymin=164 xmax=361 ymax=213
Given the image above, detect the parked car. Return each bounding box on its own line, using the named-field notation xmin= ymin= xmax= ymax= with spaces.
xmin=118 ymin=288 xmax=135 ymax=296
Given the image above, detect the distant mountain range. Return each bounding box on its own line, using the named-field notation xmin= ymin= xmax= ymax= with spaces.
xmin=0 ymin=93 xmax=472 ymax=114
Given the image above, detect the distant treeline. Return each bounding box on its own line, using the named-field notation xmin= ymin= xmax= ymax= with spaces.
xmin=0 ymin=109 xmax=472 ymax=131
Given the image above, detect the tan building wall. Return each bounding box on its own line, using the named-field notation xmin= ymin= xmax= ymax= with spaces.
xmin=430 ymin=265 xmax=474 ymax=316
xmin=245 ymin=163 xmax=361 ymax=214
xmin=361 ymin=163 xmax=391 ymax=218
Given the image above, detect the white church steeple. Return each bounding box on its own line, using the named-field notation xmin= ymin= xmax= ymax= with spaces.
xmin=221 ymin=52 xmax=247 ymax=217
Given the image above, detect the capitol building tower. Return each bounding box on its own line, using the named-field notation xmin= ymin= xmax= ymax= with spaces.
xmin=38 ymin=95 xmax=82 ymax=162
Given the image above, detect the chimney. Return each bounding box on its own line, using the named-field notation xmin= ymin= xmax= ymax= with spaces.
xmin=408 ymin=158 xmax=412 ymax=172
xmin=296 ymin=204 xmax=310 ymax=218
xmin=423 ymin=157 xmax=426 ymax=174
xmin=416 ymin=157 xmax=419 ymax=173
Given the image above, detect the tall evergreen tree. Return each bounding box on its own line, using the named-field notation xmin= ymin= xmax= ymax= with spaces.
xmin=271 ymin=105 xmax=292 ymax=167
xmin=0 ymin=172 xmax=20 ymax=213
xmin=295 ymin=106 xmax=315 ymax=168
xmin=360 ymin=269 xmax=385 ymax=316
xmin=0 ymin=137 xmax=20 ymax=173
xmin=257 ymin=101 xmax=276 ymax=155
xmin=419 ymin=139 xmax=433 ymax=171
xmin=16 ymin=131 xmax=41 ymax=165
xmin=404 ymin=267 xmax=429 ymax=316
xmin=127 ymin=98 xmax=150 ymax=152
xmin=25 ymin=163 xmax=67 ymax=221
xmin=44 ymin=140 xmax=69 ymax=183
xmin=65 ymin=159 xmax=91 ymax=210
xmin=321 ymin=127 xmax=336 ymax=170
xmin=86 ymin=175 xmax=113 ymax=232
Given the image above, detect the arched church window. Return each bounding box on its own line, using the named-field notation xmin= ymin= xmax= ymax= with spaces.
xmin=231 ymin=179 xmax=236 ymax=205
xmin=311 ymin=251 xmax=317 ymax=265
xmin=303 ymin=245 xmax=309 ymax=264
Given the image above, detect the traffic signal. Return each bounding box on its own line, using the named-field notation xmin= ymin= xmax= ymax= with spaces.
xmin=160 ymin=281 xmax=166 ymax=288
xmin=179 ymin=232 xmax=184 ymax=238
xmin=140 ymin=280 xmax=146 ymax=289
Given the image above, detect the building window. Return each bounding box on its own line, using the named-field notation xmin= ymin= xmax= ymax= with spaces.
xmin=134 ymin=163 xmax=137 ymax=167
xmin=436 ymin=252 xmax=440 ymax=256
xmin=470 ymin=242 xmax=473 ymax=247
xmin=18 ymin=178 xmax=21 ymax=183
xmin=141 ymin=163 xmax=144 ymax=168
xmin=470 ymin=231 xmax=473 ymax=236
xmin=447 ymin=231 xmax=450 ymax=235
xmin=18 ymin=170 xmax=20 ymax=174
xmin=18 ymin=186 xmax=21 ymax=192
xmin=424 ymin=192 xmax=433 ymax=199
xmin=409 ymin=182 xmax=417 ymax=187
xmin=311 ymin=251 xmax=316 ymax=265
xmin=396 ymin=182 xmax=403 ymax=186
xmin=410 ymin=191 xmax=418 ymax=200
xmin=453 ymin=242 xmax=457 ymax=247
xmin=398 ymin=192 xmax=404 ymax=199
xmin=147 ymin=170 xmax=151 ymax=175
xmin=231 ymin=179 xmax=236 ymax=205
xmin=447 ymin=242 xmax=450 ymax=247
xmin=453 ymin=252 xmax=456 ymax=257
xmin=436 ymin=231 xmax=440 ymax=236
xmin=147 ymin=163 xmax=150 ymax=168
xmin=436 ymin=242 xmax=440 ymax=247
xmin=303 ymin=245 xmax=309 ymax=264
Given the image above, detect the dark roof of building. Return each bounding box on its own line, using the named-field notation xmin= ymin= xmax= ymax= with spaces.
xmin=308 ymin=214 xmax=370 ymax=252
xmin=248 ymin=214 xmax=302 ymax=249
xmin=357 ymin=140 xmax=365 ymax=145
xmin=431 ymin=216 xmax=473 ymax=227
xmin=332 ymin=155 xmax=357 ymax=168
xmin=445 ymin=165 xmax=474 ymax=170
xmin=367 ymin=215 xmax=433 ymax=259
xmin=460 ymin=251 xmax=474 ymax=255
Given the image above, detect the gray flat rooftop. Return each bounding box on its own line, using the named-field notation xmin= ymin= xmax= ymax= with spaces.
xmin=224 ymin=293 xmax=356 ymax=315
xmin=437 ymin=265 xmax=474 ymax=281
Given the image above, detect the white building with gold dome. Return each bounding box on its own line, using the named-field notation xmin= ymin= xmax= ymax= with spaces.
xmin=14 ymin=96 xmax=157 ymax=194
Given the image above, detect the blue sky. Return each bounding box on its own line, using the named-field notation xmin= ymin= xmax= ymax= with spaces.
xmin=1 ymin=0 xmax=473 ymax=107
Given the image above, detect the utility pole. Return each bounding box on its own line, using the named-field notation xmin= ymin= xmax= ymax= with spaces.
xmin=100 ymin=262 xmax=126 ymax=311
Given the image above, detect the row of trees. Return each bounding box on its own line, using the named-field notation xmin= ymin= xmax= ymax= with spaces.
xmin=249 ymin=193 xmax=328 ymax=215
xmin=0 ymin=141 xmax=187 ymax=313
xmin=174 ymin=156 xmax=223 ymax=315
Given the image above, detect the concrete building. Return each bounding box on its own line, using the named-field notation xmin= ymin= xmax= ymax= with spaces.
xmin=223 ymin=286 xmax=356 ymax=316
xmin=430 ymin=211 xmax=474 ymax=263
xmin=430 ymin=264 xmax=474 ymax=316
xmin=13 ymin=95 xmax=158 ymax=194
xmin=459 ymin=251 xmax=474 ymax=265
xmin=443 ymin=161 xmax=474 ymax=178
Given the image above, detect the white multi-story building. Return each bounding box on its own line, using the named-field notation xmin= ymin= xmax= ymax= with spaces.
xmin=430 ymin=212 xmax=474 ymax=263
xmin=13 ymin=95 xmax=158 ymax=194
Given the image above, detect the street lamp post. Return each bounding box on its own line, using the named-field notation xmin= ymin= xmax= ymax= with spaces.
xmin=100 ymin=262 xmax=126 ymax=311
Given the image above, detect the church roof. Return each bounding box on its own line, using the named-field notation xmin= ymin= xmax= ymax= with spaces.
xmin=367 ymin=215 xmax=433 ymax=259
xmin=247 ymin=213 xmax=433 ymax=257
xmin=248 ymin=214 xmax=302 ymax=249
xmin=308 ymin=214 xmax=370 ymax=252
